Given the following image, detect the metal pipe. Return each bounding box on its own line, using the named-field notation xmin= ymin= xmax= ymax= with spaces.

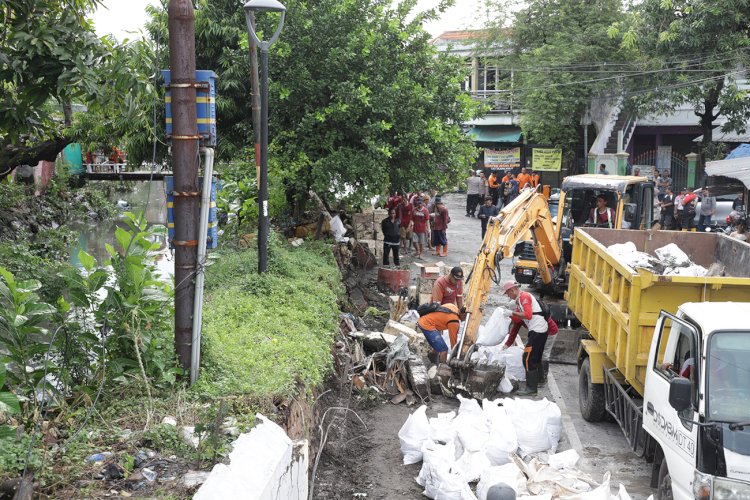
xmin=258 ymin=45 xmax=269 ymax=273
xmin=190 ymin=147 xmax=214 ymax=385
xmin=247 ymin=12 xmax=262 ymax=187
xmin=168 ymin=0 xmax=199 ymax=371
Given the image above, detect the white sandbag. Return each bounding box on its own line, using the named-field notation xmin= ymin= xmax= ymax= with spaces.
xmin=476 ymin=308 xmax=511 ymax=346
xmin=614 ymin=484 xmax=633 ymax=500
xmin=548 ymin=449 xmax=580 ymax=470
xmin=504 ymin=398 xmax=561 ymax=456
xmin=499 ymin=346 xmax=526 ymax=381
xmin=434 ymin=472 xmax=478 ymax=500
xmin=545 ymin=403 xmax=562 ymax=454
xmin=482 ymin=400 xmax=518 ymax=465
xmin=399 ymin=309 xmax=420 ymax=326
xmin=655 ymin=243 xmax=691 ymax=267
xmin=607 ymin=242 xmax=655 ymax=270
xmin=416 ymin=439 xmax=456 ymax=491
xmin=398 ymin=405 xmax=430 ymax=465
xmin=330 ymin=215 xmax=349 ymax=243
xmin=666 ymin=264 xmax=707 ymax=276
xmin=476 ymin=463 xmax=525 ymax=500
xmin=559 ymin=471 xmax=610 ymax=500
xmin=498 ymin=375 xmax=514 ymax=393
xmin=452 ymin=448 xmax=492 ymax=483
xmin=518 ymin=495 xmax=552 ymax=500
xmin=428 ymin=411 xmax=457 ymax=444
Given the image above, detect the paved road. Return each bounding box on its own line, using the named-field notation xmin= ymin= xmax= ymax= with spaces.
xmin=408 ymin=192 xmax=655 ymax=498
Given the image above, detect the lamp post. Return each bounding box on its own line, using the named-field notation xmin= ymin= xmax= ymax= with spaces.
xmin=580 ymin=109 xmax=592 ymax=174
xmin=244 ymin=0 xmax=285 ymax=273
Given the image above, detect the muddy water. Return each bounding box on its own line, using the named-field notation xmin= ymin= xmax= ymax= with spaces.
xmin=70 ymin=180 xmax=173 ymax=278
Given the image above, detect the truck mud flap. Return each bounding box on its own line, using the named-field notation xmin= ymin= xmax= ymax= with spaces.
xmin=602 ymin=366 xmax=651 ymax=457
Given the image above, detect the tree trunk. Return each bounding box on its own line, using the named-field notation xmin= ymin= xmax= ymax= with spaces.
xmin=0 ymin=137 xmax=72 ymax=178
xmin=697 ymin=78 xmax=723 ymax=168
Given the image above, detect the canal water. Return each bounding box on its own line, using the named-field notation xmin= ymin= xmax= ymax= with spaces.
xmin=70 ymin=180 xmax=174 ymax=278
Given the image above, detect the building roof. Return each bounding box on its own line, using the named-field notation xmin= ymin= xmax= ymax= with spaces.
xmin=706 ymin=157 xmax=750 ymax=189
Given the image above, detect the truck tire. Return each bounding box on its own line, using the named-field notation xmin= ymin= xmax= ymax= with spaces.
xmin=579 ymin=357 xmax=606 ymax=422
xmin=657 ymin=459 xmax=673 ymax=500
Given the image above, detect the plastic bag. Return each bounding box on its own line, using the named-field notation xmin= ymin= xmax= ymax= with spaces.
xmin=476 ymin=309 xmax=511 ymax=346
xmin=504 ymin=398 xmax=561 ymax=457
xmin=417 ymin=440 xmax=475 ymax=500
xmin=454 ymin=395 xmax=489 ymax=452
xmin=434 ymin=472 xmax=477 ymax=500
xmin=498 ymin=375 xmax=514 ymax=394
xmin=398 ymin=405 xmax=430 ymax=465
xmin=655 ymin=243 xmax=691 ymax=267
xmin=451 ymin=448 xmax=492 ymax=482
xmin=330 ymin=215 xmax=349 ymax=243
xmin=482 ymin=400 xmax=518 ymax=465
xmin=428 ymin=411 xmax=457 ymax=444
xmin=545 ymin=403 xmax=562 ymax=454
xmin=499 ymin=346 xmax=526 ymax=382
xmin=548 ymin=449 xmax=580 ymax=470
xmin=399 ymin=309 xmax=421 ymax=327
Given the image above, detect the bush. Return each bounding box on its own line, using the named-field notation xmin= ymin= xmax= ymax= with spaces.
xmin=196 ymin=233 xmax=342 ymax=397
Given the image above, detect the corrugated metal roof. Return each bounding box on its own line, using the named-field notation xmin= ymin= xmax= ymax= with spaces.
xmin=706 ymin=157 xmax=750 ymax=189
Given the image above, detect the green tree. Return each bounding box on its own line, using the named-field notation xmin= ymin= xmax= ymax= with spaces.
xmin=146 ymin=0 xmax=479 ymax=209
xmin=610 ymin=0 xmax=750 ymax=162
xmin=484 ymin=0 xmax=631 ymax=148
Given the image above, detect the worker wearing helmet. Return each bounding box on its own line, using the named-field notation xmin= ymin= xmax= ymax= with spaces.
xmin=500 ymin=280 xmax=548 ymax=396
xmin=417 ymin=303 xmax=461 ymax=363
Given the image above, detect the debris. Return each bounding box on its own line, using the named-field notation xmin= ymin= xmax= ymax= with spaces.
xmin=87 ymin=452 xmax=114 ymax=463
xmin=142 ymin=468 xmax=157 ymax=482
xmin=179 ymin=426 xmax=200 ymax=448
xmin=97 ymin=463 xmax=124 ymax=481
xmin=654 ymin=243 xmax=691 ymax=267
xmin=133 ymin=451 xmax=149 ymax=469
xmin=120 ymin=491 xmax=132 ymax=498
xmin=548 ymin=449 xmax=580 ymax=470
xmin=406 ymin=354 xmax=430 ymax=403
xmin=290 ymin=238 xmax=304 ymax=247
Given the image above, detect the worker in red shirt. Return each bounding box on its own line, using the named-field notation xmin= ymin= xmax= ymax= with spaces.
xmin=431 ymin=266 xmax=464 ymax=311
xmin=409 ymin=198 xmax=430 ymax=259
xmin=417 ymin=303 xmax=461 ymax=363
xmin=499 ymin=280 xmax=548 ymax=395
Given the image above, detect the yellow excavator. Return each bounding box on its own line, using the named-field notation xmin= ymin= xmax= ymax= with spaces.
xmin=436 ymin=188 xmax=562 ymax=398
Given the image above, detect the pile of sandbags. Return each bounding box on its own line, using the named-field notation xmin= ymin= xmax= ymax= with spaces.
xmin=398 ymin=399 xmax=637 ymax=500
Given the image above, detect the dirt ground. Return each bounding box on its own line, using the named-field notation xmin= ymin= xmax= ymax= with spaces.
xmin=313 ymin=192 xmax=655 ymax=499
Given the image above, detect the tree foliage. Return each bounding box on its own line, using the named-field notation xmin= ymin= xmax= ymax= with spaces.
xmin=484 ymin=0 xmax=631 ymax=148
xmin=146 ymin=0 xmax=479 ymax=208
xmin=609 ymin=0 xmax=750 ymax=157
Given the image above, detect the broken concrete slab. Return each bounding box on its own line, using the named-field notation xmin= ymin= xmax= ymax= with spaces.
xmin=406 ymin=354 xmax=430 ymax=402
xmin=348 ymin=331 xmax=398 ymax=352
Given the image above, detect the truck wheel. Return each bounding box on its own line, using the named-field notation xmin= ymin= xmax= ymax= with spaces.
xmin=657 ymin=459 xmax=673 ymax=500
xmin=579 ymin=358 xmax=606 ymax=422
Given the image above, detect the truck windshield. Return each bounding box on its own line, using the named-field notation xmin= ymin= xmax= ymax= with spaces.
xmin=707 ymin=331 xmax=750 ymax=423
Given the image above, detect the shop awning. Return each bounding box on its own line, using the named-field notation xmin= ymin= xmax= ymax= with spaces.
xmin=705 ymin=156 xmax=750 ymax=189
xmin=466 ymin=127 xmax=522 ymax=143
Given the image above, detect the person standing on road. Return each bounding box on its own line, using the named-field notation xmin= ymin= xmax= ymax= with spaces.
xmin=381 ymin=208 xmax=400 ymax=266
xmin=659 ymin=187 xmax=675 ymax=230
xmin=478 ymin=196 xmax=499 ymax=238
xmin=397 ymin=197 xmax=413 ymax=254
xmin=598 ymin=163 xmax=610 ymax=175
xmin=410 ymin=198 xmax=430 ymax=259
xmin=656 ymin=170 xmax=672 ymax=201
xmin=417 ymin=303 xmax=460 ymax=364
xmin=733 ymin=192 xmax=745 ymax=211
xmin=504 ymin=315 xmax=558 ymax=386
xmin=431 ymin=197 xmax=451 ymax=257
xmin=505 ymin=174 xmax=520 ymax=204
xmin=516 ymin=167 xmax=531 ymax=190
xmin=681 ymin=188 xmax=697 ymax=231
xmin=488 ymin=171 xmax=501 ymax=206
xmin=499 ymin=280 xmax=548 ymax=396
xmin=466 ymin=170 xmax=484 ymax=217
xmin=431 ymin=266 xmax=465 ymax=312
xmin=698 ymin=187 xmax=716 ymax=232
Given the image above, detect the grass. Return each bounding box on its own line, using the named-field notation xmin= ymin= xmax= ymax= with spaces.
xmin=195 ymin=233 xmax=343 ymax=398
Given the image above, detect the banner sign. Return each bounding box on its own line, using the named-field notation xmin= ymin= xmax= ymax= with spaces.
xmin=532 ymin=148 xmax=562 ymax=171
xmin=485 ymin=147 xmax=521 ymax=170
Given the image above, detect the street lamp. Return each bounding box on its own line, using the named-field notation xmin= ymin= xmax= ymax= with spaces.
xmin=580 ymin=109 xmax=592 ymax=174
xmin=244 ymin=0 xmax=286 ymax=273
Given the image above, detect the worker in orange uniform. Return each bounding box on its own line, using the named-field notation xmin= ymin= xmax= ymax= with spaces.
xmin=417 ymin=303 xmax=461 ymax=363
xmin=516 ymin=167 xmax=532 ymax=190
xmin=530 ymin=170 xmax=541 ymax=189
xmin=487 ymin=171 xmax=501 ymax=206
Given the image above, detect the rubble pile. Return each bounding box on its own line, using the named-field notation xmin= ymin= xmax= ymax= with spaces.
xmin=398 ymin=398 xmax=638 ymax=500
xmin=336 ymin=312 xmax=432 ymax=405
xmin=607 ymin=241 xmax=713 ymax=277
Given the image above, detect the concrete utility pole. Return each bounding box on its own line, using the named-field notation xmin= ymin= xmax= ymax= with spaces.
xmin=168 ymin=0 xmax=199 ymax=371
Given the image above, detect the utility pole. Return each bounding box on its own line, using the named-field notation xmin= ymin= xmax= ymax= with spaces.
xmin=168 ymin=0 xmax=199 ymax=371
xmin=248 ymin=12 xmax=262 ymax=186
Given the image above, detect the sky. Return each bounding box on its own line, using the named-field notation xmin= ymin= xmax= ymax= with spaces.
xmin=91 ymin=0 xmax=489 ymax=41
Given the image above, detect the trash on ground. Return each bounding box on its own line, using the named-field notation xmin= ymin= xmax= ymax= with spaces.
xmin=607 ymin=241 xmax=712 ymax=276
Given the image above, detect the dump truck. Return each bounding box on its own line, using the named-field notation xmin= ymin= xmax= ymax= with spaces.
xmin=567 ymin=227 xmax=750 ymax=500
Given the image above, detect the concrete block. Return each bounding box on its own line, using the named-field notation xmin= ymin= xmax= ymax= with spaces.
xmin=419 ymin=293 xmax=432 ymax=305
xmin=407 ymin=354 xmax=431 ymax=402
xmin=383 ymin=319 xmax=418 ymax=340
xmin=417 ymin=276 xmax=436 ymax=294
xmin=195 ymin=414 xmax=308 ymax=500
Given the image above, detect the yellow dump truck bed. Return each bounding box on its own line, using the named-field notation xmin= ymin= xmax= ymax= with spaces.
xmin=566 ymin=227 xmax=750 ymax=396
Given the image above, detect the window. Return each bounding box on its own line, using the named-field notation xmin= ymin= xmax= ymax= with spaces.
xmin=653 ymin=315 xmax=699 ymax=426
xmin=707 ymin=331 xmax=750 ymax=423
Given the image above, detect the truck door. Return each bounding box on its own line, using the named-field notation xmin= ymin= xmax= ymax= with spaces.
xmin=644 ymin=312 xmax=700 ymax=500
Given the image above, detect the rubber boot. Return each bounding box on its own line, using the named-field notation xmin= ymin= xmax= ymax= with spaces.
xmin=539 ymin=360 xmax=549 ymax=385
xmin=517 ymin=367 xmax=538 ymax=396
xmin=434 ymin=245 xmax=442 ymax=256
xmin=441 ymin=244 xmax=448 ymax=257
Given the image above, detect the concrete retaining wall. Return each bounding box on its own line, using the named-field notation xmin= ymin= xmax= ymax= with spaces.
xmin=195 ymin=414 xmax=309 ymax=500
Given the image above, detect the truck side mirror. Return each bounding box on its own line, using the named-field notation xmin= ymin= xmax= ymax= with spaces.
xmin=669 ymin=377 xmax=692 ymax=412
xmin=624 ymin=203 xmax=637 ymax=223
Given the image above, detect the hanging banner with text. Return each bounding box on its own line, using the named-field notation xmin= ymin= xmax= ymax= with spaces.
xmin=484 ymin=147 xmax=521 ymax=170
xmin=532 ymin=148 xmax=562 ymax=171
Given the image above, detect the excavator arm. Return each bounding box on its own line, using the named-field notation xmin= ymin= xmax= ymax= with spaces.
xmin=455 ymin=189 xmax=561 ymax=358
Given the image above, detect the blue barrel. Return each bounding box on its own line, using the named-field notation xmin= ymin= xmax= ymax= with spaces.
xmin=165 ymin=176 xmax=219 ymax=249
xmin=162 ymin=70 xmax=217 ymax=146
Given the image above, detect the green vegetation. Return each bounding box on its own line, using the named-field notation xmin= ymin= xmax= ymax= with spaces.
xmin=197 ymin=233 xmax=343 ymax=397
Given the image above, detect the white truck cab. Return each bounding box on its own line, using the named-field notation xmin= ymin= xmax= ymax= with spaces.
xmin=644 ymin=302 xmax=750 ymax=500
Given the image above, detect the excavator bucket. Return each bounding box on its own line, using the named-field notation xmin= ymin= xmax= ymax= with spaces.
xmin=435 ymin=362 xmax=504 ymax=400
